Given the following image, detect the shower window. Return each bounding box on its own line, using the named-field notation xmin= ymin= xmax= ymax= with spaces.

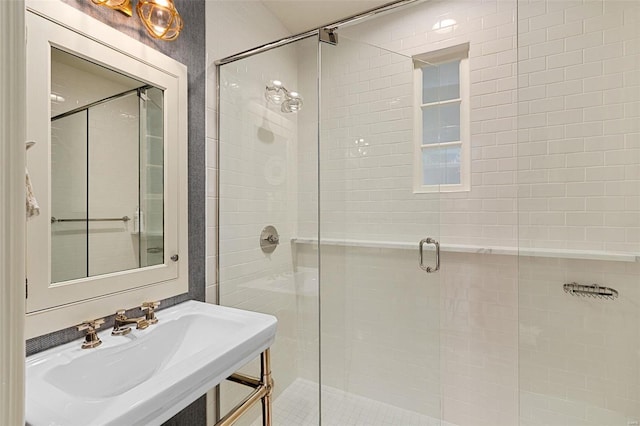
xmin=414 ymin=44 xmax=470 ymax=192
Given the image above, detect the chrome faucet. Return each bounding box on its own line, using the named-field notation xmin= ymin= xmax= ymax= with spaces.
xmin=112 ymin=309 xmax=149 ymax=336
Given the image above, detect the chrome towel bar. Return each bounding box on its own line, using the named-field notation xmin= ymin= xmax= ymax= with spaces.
xmin=51 ymin=216 xmax=130 ymax=223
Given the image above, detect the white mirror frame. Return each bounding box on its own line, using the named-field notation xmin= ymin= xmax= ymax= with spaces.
xmin=25 ymin=0 xmax=188 ymax=338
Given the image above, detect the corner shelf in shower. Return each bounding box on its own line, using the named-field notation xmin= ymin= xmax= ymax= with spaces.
xmin=291 ymin=238 xmax=639 ymax=263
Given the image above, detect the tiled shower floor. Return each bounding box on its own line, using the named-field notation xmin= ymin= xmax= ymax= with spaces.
xmin=252 ymin=378 xmax=444 ymax=426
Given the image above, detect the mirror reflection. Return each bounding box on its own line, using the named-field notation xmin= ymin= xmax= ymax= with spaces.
xmin=50 ymin=48 xmax=164 ymax=283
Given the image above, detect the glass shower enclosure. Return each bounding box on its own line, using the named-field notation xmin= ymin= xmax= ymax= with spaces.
xmin=216 ymin=0 xmax=640 ymax=424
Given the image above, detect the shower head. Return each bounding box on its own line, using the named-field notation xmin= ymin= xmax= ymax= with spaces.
xmin=265 ymin=80 xmax=303 ymax=113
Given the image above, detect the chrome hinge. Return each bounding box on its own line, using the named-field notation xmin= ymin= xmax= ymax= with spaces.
xmin=319 ymin=28 xmax=338 ymax=45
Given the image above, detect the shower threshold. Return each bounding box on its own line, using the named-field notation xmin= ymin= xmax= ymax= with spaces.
xmin=251 ymin=378 xmax=454 ymax=426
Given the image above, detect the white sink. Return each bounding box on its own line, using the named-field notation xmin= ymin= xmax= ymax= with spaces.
xmin=26 ymin=301 xmax=277 ymax=426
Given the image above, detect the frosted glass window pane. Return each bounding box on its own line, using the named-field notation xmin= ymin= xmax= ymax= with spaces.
xmin=422 ymin=65 xmax=440 ymax=104
xmin=422 ymin=102 xmax=460 ymax=144
xmin=421 ymin=60 xmax=460 ymax=103
xmin=438 ymin=61 xmax=460 ymax=101
xmin=422 ymin=146 xmax=461 ymax=185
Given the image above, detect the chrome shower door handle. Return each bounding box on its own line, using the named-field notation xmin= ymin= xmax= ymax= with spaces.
xmin=419 ymin=237 xmax=440 ymax=273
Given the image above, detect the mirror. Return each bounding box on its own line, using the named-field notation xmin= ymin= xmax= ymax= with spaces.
xmin=25 ymin=0 xmax=188 ymax=337
xmin=50 ymin=48 xmax=164 ymax=283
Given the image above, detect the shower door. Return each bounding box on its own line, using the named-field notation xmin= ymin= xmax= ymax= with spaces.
xmin=218 ymin=33 xmax=444 ymax=425
xmin=318 ymin=36 xmax=443 ymax=425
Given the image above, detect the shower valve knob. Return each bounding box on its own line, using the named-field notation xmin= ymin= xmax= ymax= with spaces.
xmin=260 ymin=226 xmax=279 ymax=254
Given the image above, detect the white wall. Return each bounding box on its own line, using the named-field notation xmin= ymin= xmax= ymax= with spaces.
xmin=205 ymin=0 xmax=293 ymax=302
xmin=519 ymin=256 xmax=640 ymax=426
xmin=517 ymin=0 xmax=640 ymax=253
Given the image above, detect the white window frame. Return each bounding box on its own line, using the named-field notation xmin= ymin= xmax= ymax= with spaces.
xmin=413 ymin=43 xmax=470 ymax=193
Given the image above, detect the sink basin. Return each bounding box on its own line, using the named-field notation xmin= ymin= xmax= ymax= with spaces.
xmin=26 ymin=301 xmax=277 ymax=426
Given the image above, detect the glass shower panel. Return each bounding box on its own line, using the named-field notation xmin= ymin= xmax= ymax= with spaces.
xmin=51 ymin=111 xmax=88 ymax=282
xmin=320 ymin=36 xmax=441 ymax=425
xmin=518 ymin=1 xmax=640 ymax=425
xmin=218 ymin=35 xmax=320 ymax=425
xmin=88 ymin=93 xmax=140 ymax=276
xmin=139 ymin=86 xmax=164 ymax=267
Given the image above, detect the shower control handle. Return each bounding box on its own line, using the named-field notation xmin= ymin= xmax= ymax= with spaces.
xmin=419 ymin=238 xmax=440 ymax=273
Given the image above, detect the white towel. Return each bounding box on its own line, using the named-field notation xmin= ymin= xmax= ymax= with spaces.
xmin=25 ymin=168 xmax=40 ymax=219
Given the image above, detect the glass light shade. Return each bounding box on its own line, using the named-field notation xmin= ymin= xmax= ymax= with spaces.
xmin=265 ymin=80 xmax=286 ymax=105
xmin=281 ymin=91 xmax=303 ymax=113
xmin=91 ymin=0 xmax=132 ymax=16
xmin=137 ymin=0 xmax=184 ymax=41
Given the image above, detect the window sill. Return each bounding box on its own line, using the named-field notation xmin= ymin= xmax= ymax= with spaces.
xmin=413 ymin=185 xmax=470 ymax=194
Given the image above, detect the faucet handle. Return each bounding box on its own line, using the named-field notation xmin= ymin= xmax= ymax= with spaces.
xmin=76 ymin=318 xmax=105 ymax=349
xmin=141 ymin=301 xmax=160 ymax=309
xmin=141 ymin=301 xmax=160 ymax=324
xmin=77 ymin=318 xmax=105 ymax=331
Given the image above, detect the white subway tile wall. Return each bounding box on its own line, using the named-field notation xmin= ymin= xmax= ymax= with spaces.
xmin=334 ymin=0 xmax=519 ymax=249
xmin=517 ymin=1 xmax=640 ymax=423
xmin=295 ymin=243 xmax=442 ymax=420
xmin=519 ymin=257 xmax=640 ymax=426
xmin=518 ymin=0 xmax=640 ymax=253
xmin=206 ymin=0 xmax=294 ymax=304
xmin=440 ymin=252 xmax=519 ymax=426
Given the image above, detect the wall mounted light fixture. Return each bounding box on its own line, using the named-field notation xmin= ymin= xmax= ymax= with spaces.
xmin=137 ymin=0 xmax=183 ymax=41
xmin=90 ymin=0 xmax=183 ymax=41
xmin=265 ymin=80 xmax=304 ymax=113
xmin=90 ymin=0 xmax=133 ymax=17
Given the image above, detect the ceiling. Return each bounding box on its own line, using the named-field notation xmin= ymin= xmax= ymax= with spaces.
xmin=260 ymin=0 xmax=395 ymax=34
